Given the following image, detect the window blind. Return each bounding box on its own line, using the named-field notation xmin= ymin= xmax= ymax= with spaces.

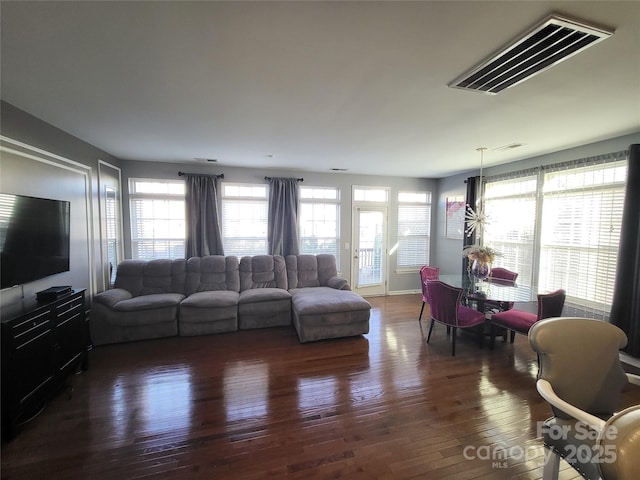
xmin=539 ymin=159 xmax=627 ymax=319
xmin=299 ymin=187 xmax=340 ymax=264
xmin=221 ymin=183 xmax=268 ymax=257
xmin=397 ymin=191 xmax=431 ymax=269
xmin=483 ymin=175 xmax=538 ymax=286
xmin=128 ymin=179 xmax=185 ymax=260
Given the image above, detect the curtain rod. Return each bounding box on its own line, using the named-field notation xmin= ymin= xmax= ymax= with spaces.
xmin=264 ymin=176 xmax=304 ymax=182
xmin=178 ymin=172 xmax=224 ymax=179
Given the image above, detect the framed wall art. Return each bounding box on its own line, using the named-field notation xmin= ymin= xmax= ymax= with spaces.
xmin=445 ymin=196 xmax=465 ymax=240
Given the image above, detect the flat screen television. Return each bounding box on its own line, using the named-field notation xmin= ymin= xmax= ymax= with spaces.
xmin=0 ymin=193 xmax=71 ymax=289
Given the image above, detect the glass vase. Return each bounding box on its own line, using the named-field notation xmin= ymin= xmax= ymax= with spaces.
xmin=471 ymin=260 xmax=491 ymax=280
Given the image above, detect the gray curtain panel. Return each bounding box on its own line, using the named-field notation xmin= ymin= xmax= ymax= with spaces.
xmin=462 ymin=176 xmax=479 ymax=276
xmin=610 ymin=144 xmax=640 ymax=357
xmin=268 ymin=177 xmax=300 ymax=256
xmin=185 ymin=174 xmax=224 ymax=258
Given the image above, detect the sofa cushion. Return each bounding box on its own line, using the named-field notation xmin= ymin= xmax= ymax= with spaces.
xmin=239 ymin=287 xmax=291 ymax=304
xmin=290 ymin=287 xmax=371 ymax=315
xmin=185 ymin=255 xmax=240 ymax=295
xmin=114 ymin=259 xmax=186 ymax=296
xmin=327 ymin=277 xmax=350 ymax=290
xmin=181 ymin=290 xmax=239 ymax=308
xmin=179 ymin=291 xmax=239 ymax=332
xmin=286 ymin=254 xmax=340 ymax=288
xmin=93 ymin=288 xmax=133 ymax=308
xmin=239 ymin=255 xmax=287 ymax=290
xmin=112 ymin=293 xmax=185 ymax=312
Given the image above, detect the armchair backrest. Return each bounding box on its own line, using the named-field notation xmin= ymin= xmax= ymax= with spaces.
xmin=426 ymin=280 xmax=463 ymax=327
xmin=489 ymin=267 xmax=518 ymax=283
xmin=529 ymin=317 xmax=629 ymax=419
xmin=537 ymin=288 xmax=566 ymax=319
xmin=239 ymin=255 xmax=287 ymax=291
xmin=185 ymin=255 xmax=240 ymax=295
xmin=285 ymin=254 xmax=338 ymax=288
xmin=114 ymin=258 xmax=186 ymax=296
xmin=419 ymin=266 xmax=439 ymax=302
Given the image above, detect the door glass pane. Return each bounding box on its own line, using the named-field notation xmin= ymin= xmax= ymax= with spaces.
xmin=105 ymin=187 xmax=120 ymax=285
xmin=358 ymin=211 xmax=384 ymax=286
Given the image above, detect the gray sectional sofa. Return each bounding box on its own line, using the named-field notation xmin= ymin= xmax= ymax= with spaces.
xmin=89 ymin=254 xmax=371 ymax=345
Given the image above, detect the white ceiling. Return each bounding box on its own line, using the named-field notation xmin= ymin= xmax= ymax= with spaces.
xmin=1 ymin=1 xmax=639 ymax=178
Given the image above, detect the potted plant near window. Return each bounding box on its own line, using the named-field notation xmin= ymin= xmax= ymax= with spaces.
xmin=463 ymin=245 xmax=498 ymax=280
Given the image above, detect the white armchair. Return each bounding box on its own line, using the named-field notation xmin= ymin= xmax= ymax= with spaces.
xmin=529 ymin=317 xmax=640 ymax=480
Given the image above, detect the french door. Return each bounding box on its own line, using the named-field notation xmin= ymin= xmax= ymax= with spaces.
xmin=352 ymin=207 xmax=387 ymax=296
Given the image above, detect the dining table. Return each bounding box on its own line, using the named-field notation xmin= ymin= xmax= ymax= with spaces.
xmin=435 ymin=274 xmax=539 ymax=313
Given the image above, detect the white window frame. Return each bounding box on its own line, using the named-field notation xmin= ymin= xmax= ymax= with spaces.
xmin=128 ymin=178 xmax=186 ymax=260
xmin=299 ymin=186 xmax=341 ymax=265
xmin=483 ymin=175 xmax=538 ymax=286
xmin=482 ymin=153 xmax=627 ymax=320
xmin=538 ymin=160 xmax=627 ymax=319
xmin=396 ymin=191 xmax=431 ymax=272
xmin=221 ymin=182 xmax=268 ymax=257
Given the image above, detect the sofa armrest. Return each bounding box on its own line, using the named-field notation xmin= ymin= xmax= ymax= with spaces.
xmin=327 ymin=276 xmax=351 ymax=290
xmin=93 ymin=288 xmax=133 ymax=308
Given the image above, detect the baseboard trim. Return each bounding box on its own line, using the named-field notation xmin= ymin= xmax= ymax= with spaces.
xmin=620 ymin=352 xmax=640 ymax=369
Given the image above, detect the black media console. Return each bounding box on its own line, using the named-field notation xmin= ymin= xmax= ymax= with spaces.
xmin=1 ymin=289 xmax=88 ymax=441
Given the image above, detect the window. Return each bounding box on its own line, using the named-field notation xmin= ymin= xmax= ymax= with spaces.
xmin=221 ymin=183 xmax=268 ymax=257
xmin=129 ymin=179 xmax=185 ymax=260
xmin=396 ymin=191 xmax=431 ymax=269
xmin=539 ymin=160 xmax=627 ymax=318
xmin=354 ymin=187 xmax=388 ymax=203
xmin=299 ymin=186 xmax=340 ymax=264
xmin=105 ymin=187 xmax=120 ymax=284
xmin=483 ymin=175 xmax=538 ymax=286
xmin=482 ymin=153 xmax=627 ymax=320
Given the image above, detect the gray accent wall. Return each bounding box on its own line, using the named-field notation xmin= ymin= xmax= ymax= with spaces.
xmin=1 ymin=102 xmax=122 ymax=306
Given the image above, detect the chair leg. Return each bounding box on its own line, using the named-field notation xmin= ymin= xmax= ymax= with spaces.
xmin=451 ymin=327 xmax=457 ymax=356
xmin=510 ymin=330 xmax=516 ymax=343
xmin=542 ymin=448 xmax=560 ymax=480
xmin=489 ymin=324 xmax=496 ymax=350
xmin=419 ymin=302 xmax=425 ymax=322
xmin=427 ymin=319 xmax=435 ymax=343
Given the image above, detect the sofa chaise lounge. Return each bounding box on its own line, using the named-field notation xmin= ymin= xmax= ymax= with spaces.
xmin=89 ymin=254 xmax=371 ymax=345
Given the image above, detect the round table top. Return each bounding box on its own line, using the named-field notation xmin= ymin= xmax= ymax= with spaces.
xmin=434 ymin=274 xmax=539 ymax=304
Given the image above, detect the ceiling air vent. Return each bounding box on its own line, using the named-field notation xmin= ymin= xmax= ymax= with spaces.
xmin=449 ymin=13 xmax=614 ymax=95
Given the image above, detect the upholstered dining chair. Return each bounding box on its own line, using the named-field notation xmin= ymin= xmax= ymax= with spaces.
xmin=529 ymin=317 xmax=640 ymax=480
xmin=489 ymin=288 xmax=566 ymax=348
xmin=483 ymin=267 xmax=519 ymax=313
xmin=418 ymin=265 xmax=439 ymax=322
xmin=488 ymin=267 xmax=518 ymax=284
xmin=425 ymin=280 xmax=486 ymax=356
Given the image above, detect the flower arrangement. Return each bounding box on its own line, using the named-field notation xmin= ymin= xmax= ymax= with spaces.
xmin=463 ymin=244 xmax=498 ymax=264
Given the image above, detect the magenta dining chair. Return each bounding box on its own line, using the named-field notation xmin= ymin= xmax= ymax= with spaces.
xmin=426 ymin=280 xmax=486 ymax=356
xmin=490 ymin=288 xmax=566 ymax=348
xmin=418 ymin=265 xmax=439 ymax=322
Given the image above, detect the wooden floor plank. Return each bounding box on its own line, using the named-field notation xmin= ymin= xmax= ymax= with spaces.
xmin=3 ymin=294 xmax=640 ymax=479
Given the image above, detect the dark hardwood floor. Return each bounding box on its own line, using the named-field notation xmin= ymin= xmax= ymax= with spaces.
xmin=3 ymin=294 xmax=640 ymax=479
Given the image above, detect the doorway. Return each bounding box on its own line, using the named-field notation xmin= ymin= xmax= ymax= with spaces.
xmin=352 ymin=206 xmax=387 ymax=296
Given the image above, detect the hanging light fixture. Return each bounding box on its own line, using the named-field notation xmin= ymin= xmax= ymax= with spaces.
xmin=464 ymin=147 xmax=488 ymax=240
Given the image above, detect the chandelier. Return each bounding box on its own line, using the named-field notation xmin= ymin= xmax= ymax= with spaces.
xmin=464 ymin=147 xmax=488 ymax=240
